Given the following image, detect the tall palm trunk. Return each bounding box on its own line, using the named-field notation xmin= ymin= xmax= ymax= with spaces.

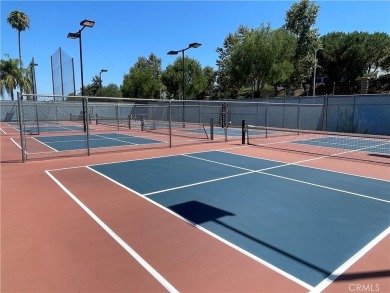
xmin=18 ymin=30 xmax=23 ymax=98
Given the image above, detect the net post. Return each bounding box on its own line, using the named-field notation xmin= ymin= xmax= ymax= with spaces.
xmin=85 ymin=97 xmax=90 ymax=156
xmin=210 ymin=118 xmax=214 ymax=140
xmin=17 ymin=92 xmax=27 ymax=162
xmin=242 ymin=120 xmax=246 ymax=144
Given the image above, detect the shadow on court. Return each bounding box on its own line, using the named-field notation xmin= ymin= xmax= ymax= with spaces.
xmin=169 ymin=200 xmax=332 ymax=279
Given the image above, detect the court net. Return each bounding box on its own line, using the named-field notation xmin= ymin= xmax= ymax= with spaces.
xmin=246 ymin=125 xmax=390 ymax=164
xmin=95 ymin=115 xmax=130 ymax=129
xmin=141 ymin=119 xmax=209 ymax=140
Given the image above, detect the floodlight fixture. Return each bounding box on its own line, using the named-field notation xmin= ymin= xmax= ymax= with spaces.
xmin=80 ymin=19 xmax=95 ymax=28
xmin=189 ymin=42 xmax=201 ymax=48
xmin=167 ymin=50 xmax=179 ymax=55
xmin=67 ymin=32 xmax=80 ymax=39
xmin=167 ymin=42 xmax=202 ymax=103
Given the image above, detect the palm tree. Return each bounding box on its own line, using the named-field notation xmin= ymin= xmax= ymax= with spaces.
xmin=0 ymin=55 xmax=31 ymax=100
xmin=7 ymin=10 xmax=30 ymax=71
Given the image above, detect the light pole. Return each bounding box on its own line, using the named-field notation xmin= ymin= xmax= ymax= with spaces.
xmin=167 ymin=43 xmax=201 ymax=127
xmin=67 ymin=19 xmax=95 ymax=132
xmin=29 ymin=58 xmax=38 ymax=100
xmin=313 ymin=47 xmax=323 ymax=97
xmin=167 ymin=42 xmax=201 ymax=100
xmin=99 ymin=69 xmax=108 ymax=96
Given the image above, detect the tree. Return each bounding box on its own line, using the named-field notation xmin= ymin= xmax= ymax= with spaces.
xmin=83 ymin=75 xmax=101 ymax=97
xmin=7 ymin=11 xmax=30 ymax=71
xmin=121 ymin=53 xmax=162 ymax=99
xmin=319 ymin=32 xmax=383 ymax=85
xmin=216 ymin=25 xmax=250 ymax=98
xmin=284 ymin=0 xmax=321 ymax=88
xmin=229 ymin=24 xmax=296 ymax=98
xmin=162 ymin=57 xmax=206 ymax=100
xmin=202 ymin=66 xmax=216 ymax=99
xmin=379 ymin=46 xmax=390 ymax=73
xmin=102 ymin=84 xmax=121 ymax=98
xmin=364 ymin=32 xmax=390 ymax=74
xmin=0 ymin=54 xmax=31 ymax=100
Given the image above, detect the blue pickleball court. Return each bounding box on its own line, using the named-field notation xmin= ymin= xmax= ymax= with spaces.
xmin=35 ymin=133 xmax=162 ymax=151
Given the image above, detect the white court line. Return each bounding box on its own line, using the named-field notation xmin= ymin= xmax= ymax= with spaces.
xmin=311 ymin=226 xmax=390 ymax=292
xmin=0 ymin=127 xmax=7 ymax=134
xmin=32 ymin=137 xmax=59 ymax=151
xmin=220 ymin=149 xmax=390 ymax=183
xmin=91 ymin=133 xmax=138 ymax=145
xmin=10 ymin=137 xmax=21 ymax=149
xmin=182 ymin=154 xmax=389 ymax=203
xmin=86 ymin=166 xmax=313 ymax=291
xmin=256 ymin=171 xmax=389 ymax=203
xmin=45 ymin=170 xmax=179 ymax=293
xmin=45 ymin=149 xmax=387 ymax=291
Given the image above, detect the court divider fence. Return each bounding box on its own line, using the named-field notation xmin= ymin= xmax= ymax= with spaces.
xmin=1 ymin=93 xmax=389 ymax=162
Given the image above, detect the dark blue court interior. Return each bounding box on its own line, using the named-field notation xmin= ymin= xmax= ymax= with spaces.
xmin=90 ymin=151 xmax=390 ymax=288
xmin=36 ymin=133 xmax=162 ymax=151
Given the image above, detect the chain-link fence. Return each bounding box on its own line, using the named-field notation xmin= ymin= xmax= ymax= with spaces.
xmin=1 ymin=93 xmax=389 ymax=162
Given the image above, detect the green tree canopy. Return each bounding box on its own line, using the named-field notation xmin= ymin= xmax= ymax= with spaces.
xmin=216 ymin=25 xmax=249 ymax=98
xmin=202 ymin=66 xmax=216 ymax=99
xmin=225 ymin=24 xmax=296 ymax=98
xmin=0 ymin=54 xmax=31 ymax=100
xmin=284 ymin=0 xmax=321 ymax=87
xmin=121 ymin=53 xmax=162 ymax=99
xmin=318 ymin=31 xmax=390 ymax=84
xmin=162 ymin=57 xmax=207 ymax=100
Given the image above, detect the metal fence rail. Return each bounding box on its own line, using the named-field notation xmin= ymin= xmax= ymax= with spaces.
xmin=1 ymin=93 xmax=389 ymax=162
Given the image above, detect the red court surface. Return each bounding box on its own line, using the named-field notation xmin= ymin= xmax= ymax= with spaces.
xmin=1 ymin=133 xmax=389 ymax=292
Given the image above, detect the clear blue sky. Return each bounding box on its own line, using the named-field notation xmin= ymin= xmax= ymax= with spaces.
xmin=1 ymin=0 xmax=390 ymax=99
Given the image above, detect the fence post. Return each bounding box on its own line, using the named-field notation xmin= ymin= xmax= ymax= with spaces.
xmin=17 ymin=92 xmax=27 ymax=162
xmin=322 ymin=95 xmax=328 ymax=131
xmin=351 ymin=95 xmax=357 ymax=132
xmin=169 ymin=100 xmax=172 ymax=148
xmin=224 ymin=101 xmax=228 ymax=142
xmin=35 ymin=102 xmax=40 ymax=135
xmin=297 ymin=99 xmax=301 ymax=134
xmin=85 ymin=97 xmax=90 ymax=156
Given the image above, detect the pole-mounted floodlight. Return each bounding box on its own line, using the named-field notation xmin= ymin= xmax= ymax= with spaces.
xmin=80 ymin=19 xmax=95 ymax=28
xmin=67 ymin=19 xmax=95 ymax=132
xmin=99 ymin=69 xmax=108 ymax=96
xmin=67 ymin=32 xmax=80 ymax=39
xmin=167 ymin=43 xmax=201 ymax=128
xmin=166 ymin=42 xmax=202 ymax=100
xmin=189 ymin=42 xmax=201 ymax=48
